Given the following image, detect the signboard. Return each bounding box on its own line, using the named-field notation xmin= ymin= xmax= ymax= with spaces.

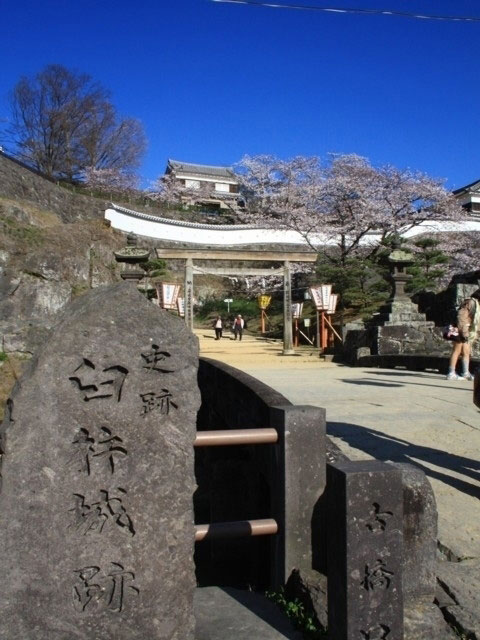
xmin=309 ymin=288 xmax=322 ymax=309
xmin=309 ymin=284 xmax=332 ymax=310
xmin=320 ymin=284 xmax=332 ymax=310
xmin=257 ymin=295 xmax=272 ymax=310
xmin=177 ymin=297 xmax=185 ymax=317
xmin=291 ymin=303 xmax=303 ymax=319
xmin=304 ymin=318 xmax=311 ymax=327
xmin=327 ymin=293 xmax=338 ymax=315
xmin=157 ymin=283 xmax=180 ymax=310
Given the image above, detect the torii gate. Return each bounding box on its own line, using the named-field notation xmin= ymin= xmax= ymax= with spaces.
xmin=155 ymin=247 xmax=317 ymax=354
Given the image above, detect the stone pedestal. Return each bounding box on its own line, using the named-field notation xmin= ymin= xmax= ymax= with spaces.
xmin=373 ymin=299 xmax=435 ymax=328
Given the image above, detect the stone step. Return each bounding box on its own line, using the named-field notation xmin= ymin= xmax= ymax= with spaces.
xmin=194 ymin=587 xmax=303 ymax=639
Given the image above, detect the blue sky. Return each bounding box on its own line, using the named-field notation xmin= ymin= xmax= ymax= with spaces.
xmin=2 ymin=0 xmax=479 ymax=189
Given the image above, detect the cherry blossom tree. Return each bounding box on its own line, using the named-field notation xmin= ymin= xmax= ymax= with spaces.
xmin=236 ymin=153 xmax=464 ymax=259
xmin=83 ymin=167 xmax=139 ymax=196
xmin=434 ymin=231 xmax=480 ymax=282
xmin=235 ymin=154 xmax=324 ymax=235
xmin=235 ymin=153 xmax=466 ymax=316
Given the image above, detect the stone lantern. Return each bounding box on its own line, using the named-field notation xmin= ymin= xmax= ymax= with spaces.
xmin=373 ymin=242 xmax=432 ymax=327
xmin=114 ymin=233 xmax=150 ymax=283
xmin=369 ymin=241 xmax=435 ymax=357
xmin=388 ymin=247 xmax=415 ymax=302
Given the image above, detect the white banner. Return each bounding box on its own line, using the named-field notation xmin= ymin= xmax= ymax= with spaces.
xmin=320 ymin=284 xmax=332 ymax=310
xmin=177 ymin=297 xmax=185 ymax=317
xmin=157 ymin=283 xmax=180 ymax=309
xmin=291 ymin=302 xmax=303 ymax=319
xmin=309 ymin=287 xmax=323 ymax=309
xmin=309 ymin=284 xmax=332 ymax=311
xmin=327 ymin=293 xmax=338 ymax=314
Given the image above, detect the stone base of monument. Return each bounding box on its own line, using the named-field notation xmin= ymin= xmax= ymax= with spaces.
xmin=194 ymin=587 xmax=302 ymax=639
xmin=371 ymin=299 xmax=435 ymax=328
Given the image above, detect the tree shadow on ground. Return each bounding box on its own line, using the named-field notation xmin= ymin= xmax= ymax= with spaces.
xmin=341 ymin=377 xmax=471 ymax=392
xmin=327 ymin=422 xmax=480 ymax=500
xmin=367 ymin=370 xmax=442 ymax=379
xmin=341 ymin=379 xmax=403 ymax=387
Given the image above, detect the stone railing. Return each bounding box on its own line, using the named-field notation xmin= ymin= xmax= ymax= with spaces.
xmin=196 ymin=357 xmax=440 ymax=639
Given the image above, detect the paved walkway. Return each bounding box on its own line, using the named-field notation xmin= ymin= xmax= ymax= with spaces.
xmin=197 ymin=330 xmax=480 ymax=637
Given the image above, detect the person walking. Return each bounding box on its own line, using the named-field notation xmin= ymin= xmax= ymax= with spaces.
xmin=213 ymin=315 xmax=223 ymax=340
xmin=446 ymin=289 xmax=480 ymax=380
xmin=232 ymin=314 xmax=245 ymax=341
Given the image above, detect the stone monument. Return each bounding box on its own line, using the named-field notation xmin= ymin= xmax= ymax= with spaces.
xmin=0 ymin=282 xmax=200 ymax=639
xmin=370 ymin=245 xmax=436 ymax=356
xmin=114 ymin=233 xmax=150 ymax=283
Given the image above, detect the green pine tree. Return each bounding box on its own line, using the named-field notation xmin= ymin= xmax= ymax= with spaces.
xmin=406 ymin=237 xmax=449 ymax=293
xmin=316 ymin=252 xmax=390 ymax=321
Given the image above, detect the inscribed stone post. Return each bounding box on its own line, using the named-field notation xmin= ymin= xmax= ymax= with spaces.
xmin=0 ymin=283 xmax=200 ymax=639
xmin=327 ymin=461 xmax=404 ymax=640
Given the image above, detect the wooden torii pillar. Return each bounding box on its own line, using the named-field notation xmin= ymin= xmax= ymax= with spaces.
xmin=184 ymin=258 xmax=194 ymax=331
xmin=282 ymin=261 xmax=294 ymax=355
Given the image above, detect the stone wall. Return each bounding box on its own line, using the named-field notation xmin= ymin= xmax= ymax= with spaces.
xmin=0 ymin=152 xmax=109 ymax=223
xmin=342 ymin=282 xmax=480 ymax=363
xmin=0 ymin=153 xmax=132 ymax=356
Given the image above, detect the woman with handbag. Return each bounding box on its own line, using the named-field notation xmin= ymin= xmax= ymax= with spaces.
xmin=446 ymin=289 xmax=480 ymax=380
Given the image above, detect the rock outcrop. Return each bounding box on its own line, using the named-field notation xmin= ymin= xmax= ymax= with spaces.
xmin=0 ymin=154 xmax=128 ymax=357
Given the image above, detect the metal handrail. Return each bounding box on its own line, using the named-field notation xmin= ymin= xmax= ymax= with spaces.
xmin=195 ymin=518 xmax=278 ymax=541
xmin=194 ymin=428 xmax=278 ymax=447
xmin=194 ymin=429 xmax=279 ymax=541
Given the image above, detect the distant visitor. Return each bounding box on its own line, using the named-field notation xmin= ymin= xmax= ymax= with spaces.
xmin=213 ymin=315 xmax=223 ymax=340
xmin=233 ymin=314 xmax=245 ymax=341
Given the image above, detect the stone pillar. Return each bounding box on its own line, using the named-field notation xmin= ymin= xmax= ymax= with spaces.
xmin=283 ymin=261 xmax=294 ymax=355
xmin=269 ymin=405 xmax=326 ymax=586
xmin=391 ymin=463 xmax=437 ymax=603
xmin=0 ymin=283 xmax=200 ymax=639
xmin=184 ymin=257 xmax=194 ymax=331
xmin=327 ymin=460 xmax=404 ymax=640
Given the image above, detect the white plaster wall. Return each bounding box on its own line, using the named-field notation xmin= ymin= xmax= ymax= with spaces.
xmin=105 ymin=205 xmax=480 ymax=247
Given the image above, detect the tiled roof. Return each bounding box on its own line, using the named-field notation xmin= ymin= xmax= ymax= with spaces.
xmin=453 ymin=179 xmax=480 ymax=195
xmin=167 ymin=159 xmax=236 ymax=180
